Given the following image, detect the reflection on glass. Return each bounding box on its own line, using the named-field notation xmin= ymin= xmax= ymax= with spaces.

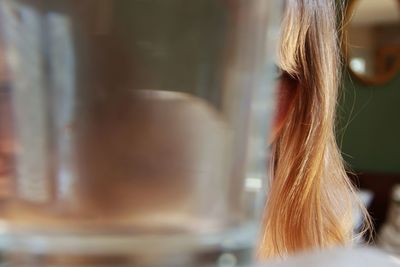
xmin=0 ymin=85 xmax=14 ymax=200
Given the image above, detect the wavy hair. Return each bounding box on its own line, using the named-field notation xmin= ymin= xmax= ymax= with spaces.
xmin=258 ymin=0 xmax=371 ymax=259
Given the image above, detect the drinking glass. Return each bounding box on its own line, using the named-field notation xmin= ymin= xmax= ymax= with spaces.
xmin=0 ymin=0 xmax=281 ymax=266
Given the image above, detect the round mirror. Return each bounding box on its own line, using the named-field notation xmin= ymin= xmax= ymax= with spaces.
xmin=345 ymin=0 xmax=400 ymax=85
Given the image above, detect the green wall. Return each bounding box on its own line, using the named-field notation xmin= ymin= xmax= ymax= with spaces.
xmin=338 ymin=72 xmax=400 ymax=173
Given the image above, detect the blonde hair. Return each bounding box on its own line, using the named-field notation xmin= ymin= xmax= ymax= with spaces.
xmin=258 ymin=0 xmax=371 ymax=259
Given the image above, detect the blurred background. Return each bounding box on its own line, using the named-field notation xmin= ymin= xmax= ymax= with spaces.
xmin=339 ymin=0 xmax=400 ymax=246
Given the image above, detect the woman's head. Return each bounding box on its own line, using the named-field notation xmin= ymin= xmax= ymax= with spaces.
xmin=260 ymin=0 xmax=370 ymax=259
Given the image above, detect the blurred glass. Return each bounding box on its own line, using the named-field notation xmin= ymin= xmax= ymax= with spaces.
xmin=0 ymin=0 xmax=281 ymax=266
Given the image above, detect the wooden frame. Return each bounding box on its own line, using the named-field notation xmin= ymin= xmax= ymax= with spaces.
xmin=343 ymin=0 xmax=400 ymax=86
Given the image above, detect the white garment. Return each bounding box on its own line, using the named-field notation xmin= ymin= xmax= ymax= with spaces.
xmin=261 ymin=247 xmax=400 ymax=267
